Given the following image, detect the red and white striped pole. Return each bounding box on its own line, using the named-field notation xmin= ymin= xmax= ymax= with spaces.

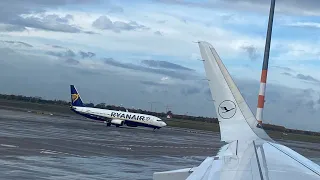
xmin=256 ymin=0 xmax=276 ymax=127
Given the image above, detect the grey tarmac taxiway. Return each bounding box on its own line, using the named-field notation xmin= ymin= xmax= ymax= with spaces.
xmin=0 ymin=108 xmax=319 ymax=180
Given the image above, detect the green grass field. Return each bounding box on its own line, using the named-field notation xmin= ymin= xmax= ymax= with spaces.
xmin=165 ymin=118 xmax=320 ymax=143
xmin=0 ymin=99 xmax=72 ymax=115
xmin=165 ymin=118 xmax=220 ymax=132
xmin=0 ymin=99 xmax=319 ymax=143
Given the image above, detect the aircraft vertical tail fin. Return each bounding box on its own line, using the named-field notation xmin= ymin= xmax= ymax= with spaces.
xmin=70 ymin=85 xmax=85 ymax=107
xmin=198 ymin=41 xmax=272 ymax=143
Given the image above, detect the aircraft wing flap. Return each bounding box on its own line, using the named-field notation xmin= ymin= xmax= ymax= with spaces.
xmin=185 ymin=141 xmax=320 ymax=180
xmin=264 ymin=142 xmax=320 ymax=178
xmin=153 ymin=167 xmax=197 ymax=180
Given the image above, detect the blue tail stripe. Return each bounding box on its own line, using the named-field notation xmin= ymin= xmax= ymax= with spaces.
xmin=70 ymin=85 xmax=85 ymax=107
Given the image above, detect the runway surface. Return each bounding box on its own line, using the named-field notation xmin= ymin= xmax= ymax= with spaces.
xmin=0 ymin=108 xmax=319 ymax=180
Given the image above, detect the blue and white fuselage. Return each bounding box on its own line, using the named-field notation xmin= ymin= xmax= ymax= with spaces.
xmin=70 ymin=85 xmax=167 ymax=129
xmin=71 ymin=106 xmax=167 ymax=129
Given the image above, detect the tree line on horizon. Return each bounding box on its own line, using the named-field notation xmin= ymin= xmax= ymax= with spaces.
xmin=0 ymin=93 xmax=319 ymax=136
xmin=0 ymin=93 xmax=218 ymax=123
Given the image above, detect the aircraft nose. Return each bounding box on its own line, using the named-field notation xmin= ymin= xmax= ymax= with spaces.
xmin=161 ymin=122 xmax=167 ymax=127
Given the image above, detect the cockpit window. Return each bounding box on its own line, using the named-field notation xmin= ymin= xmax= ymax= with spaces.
xmin=156 ymin=120 xmax=163 ymax=121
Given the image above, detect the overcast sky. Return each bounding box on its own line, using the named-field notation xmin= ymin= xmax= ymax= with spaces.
xmin=0 ymin=0 xmax=320 ymax=132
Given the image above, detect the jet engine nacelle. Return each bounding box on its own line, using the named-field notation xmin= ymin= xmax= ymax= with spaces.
xmin=111 ymin=119 xmax=124 ymax=126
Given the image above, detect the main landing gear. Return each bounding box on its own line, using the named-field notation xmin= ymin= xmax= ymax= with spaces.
xmin=104 ymin=121 xmax=111 ymax=127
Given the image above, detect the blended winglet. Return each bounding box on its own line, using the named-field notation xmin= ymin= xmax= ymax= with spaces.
xmin=198 ymin=41 xmax=272 ymax=142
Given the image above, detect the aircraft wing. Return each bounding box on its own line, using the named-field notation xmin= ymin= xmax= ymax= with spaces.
xmin=184 ymin=140 xmax=320 ymax=180
xmin=154 ymin=140 xmax=320 ymax=180
xmin=153 ymin=41 xmax=320 ymax=180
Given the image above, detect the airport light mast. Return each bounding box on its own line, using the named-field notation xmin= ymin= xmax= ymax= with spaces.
xmin=256 ymin=0 xmax=276 ymax=127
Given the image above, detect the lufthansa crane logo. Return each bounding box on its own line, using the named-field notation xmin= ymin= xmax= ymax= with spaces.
xmin=218 ymin=100 xmax=236 ymax=119
xmin=71 ymin=94 xmax=79 ymax=103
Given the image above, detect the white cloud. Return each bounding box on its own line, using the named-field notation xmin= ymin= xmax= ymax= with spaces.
xmin=273 ymin=41 xmax=320 ymax=63
xmin=161 ymin=76 xmax=169 ymax=81
xmin=286 ymin=22 xmax=320 ymax=29
xmin=0 ymin=8 xmax=270 ymax=63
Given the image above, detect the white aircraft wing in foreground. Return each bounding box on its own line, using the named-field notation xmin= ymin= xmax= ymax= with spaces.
xmin=153 ymin=41 xmax=320 ymax=180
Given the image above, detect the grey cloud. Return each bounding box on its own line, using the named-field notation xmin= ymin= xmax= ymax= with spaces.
xmin=305 ymin=100 xmax=315 ymax=109
xmin=104 ymin=58 xmax=197 ymax=80
xmin=103 ymin=57 xmax=134 ymax=69
xmin=296 ymin=74 xmax=320 ymax=83
xmin=79 ymin=51 xmax=96 ymax=59
xmin=65 ymin=14 xmax=74 ymax=20
xmin=229 ymin=0 xmax=320 ymax=13
xmin=301 ymin=88 xmax=316 ymax=98
xmin=264 ymin=91 xmax=282 ymax=104
xmin=220 ymin=14 xmax=235 ymax=21
xmin=76 ymin=68 xmax=103 ymax=76
xmin=0 ymin=48 xmax=320 ymax=131
xmin=3 ymin=49 xmax=197 ymax=114
xmin=0 ymin=24 xmax=26 ymax=32
xmin=65 ymin=58 xmax=80 ymax=65
xmin=272 ymin=65 xmax=294 ymax=72
xmin=141 ymin=60 xmax=194 ymax=71
xmin=241 ymin=45 xmax=259 ymax=61
xmin=154 ymin=31 xmax=163 ymax=36
xmin=180 ymin=18 xmax=187 ymax=24
xmin=1 ymin=40 xmax=33 ymax=48
xmin=0 ymin=0 xmax=99 ymax=17
xmin=181 ymin=87 xmax=201 ymax=96
xmin=316 ymin=97 xmax=320 ymax=105
xmin=97 ymin=1 xmax=124 ymax=14
xmin=45 ymin=14 xmax=73 ymax=23
xmin=108 ymin=6 xmax=124 ymax=13
xmin=157 ymin=20 xmax=167 ymax=24
xmin=140 ymin=80 xmax=167 ymax=87
xmin=0 ymin=1 xmax=99 ymax=33
xmin=288 ymin=88 xmax=320 ymax=114
xmin=83 ymin=31 xmax=99 ymax=34
xmin=282 ymin=72 xmax=292 ymax=76
xmin=156 ymin=0 xmax=320 ymax=16
xmin=51 ymin=45 xmax=65 ymax=49
xmin=46 ymin=50 xmax=76 ymax=58
xmin=64 ymin=50 xmax=76 ymax=57
xmin=92 ymin=16 xmax=149 ymax=32
xmin=48 ymin=49 xmax=97 ymax=60
xmin=235 ymin=79 xmax=320 ymax=131
xmin=0 ymin=0 xmax=100 ymax=7
xmin=10 ymin=15 xmax=83 ymax=33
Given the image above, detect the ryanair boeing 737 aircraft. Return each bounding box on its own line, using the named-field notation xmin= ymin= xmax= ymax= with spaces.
xmin=70 ymin=85 xmax=167 ymax=130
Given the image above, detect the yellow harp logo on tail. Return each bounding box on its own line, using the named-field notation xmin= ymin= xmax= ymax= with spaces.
xmin=71 ymin=94 xmax=79 ymax=103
